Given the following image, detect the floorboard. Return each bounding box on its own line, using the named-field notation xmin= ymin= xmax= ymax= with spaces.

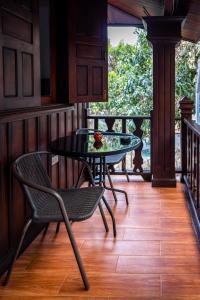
xmin=0 ymin=177 xmax=199 ymax=299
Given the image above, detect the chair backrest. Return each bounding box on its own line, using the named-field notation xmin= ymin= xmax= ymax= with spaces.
xmin=13 ymin=152 xmax=53 ymax=215
xmin=76 ymin=128 xmax=92 ymax=135
xmin=76 ymin=128 xmax=103 ymax=135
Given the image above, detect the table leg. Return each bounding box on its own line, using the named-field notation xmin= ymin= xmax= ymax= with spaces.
xmin=79 ymin=157 xmax=116 ymax=238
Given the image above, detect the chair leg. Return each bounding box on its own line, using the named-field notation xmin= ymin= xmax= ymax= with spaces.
xmin=102 ymin=196 xmax=116 ymax=237
xmin=43 ymin=223 xmax=49 ymax=235
xmin=3 ymin=219 xmax=32 ymax=286
xmin=75 ymin=165 xmax=86 ymax=188
xmin=106 ymin=165 xmax=118 ymax=203
xmin=62 ymin=214 xmax=90 ymax=290
xmin=98 ymin=203 xmax=109 ymax=232
xmin=56 ymin=222 xmax=60 ymax=234
xmin=122 ymin=160 xmax=130 ymax=182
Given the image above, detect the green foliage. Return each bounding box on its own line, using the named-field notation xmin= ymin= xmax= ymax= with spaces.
xmin=91 ymin=29 xmax=153 ymax=116
xmin=175 ymin=41 xmax=200 ymax=114
xmin=90 ymin=28 xmax=200 ymax=117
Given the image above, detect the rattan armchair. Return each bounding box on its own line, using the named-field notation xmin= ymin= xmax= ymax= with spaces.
xmin=3 ymin=151 xmax=116 ymax=290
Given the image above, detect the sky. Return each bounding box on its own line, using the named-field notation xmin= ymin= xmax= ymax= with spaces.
xmin=108 ymin=27 xmax=138 ymax=46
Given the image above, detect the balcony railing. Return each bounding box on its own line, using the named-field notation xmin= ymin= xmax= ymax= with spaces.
xmin=182 ymin=119 xmax=200 ymax=242
xmin=86 ymin=111 xmax=182 ymax=180
xmin=86 ymin=113 xmax=152 ymax=180
xmin=86 ymin=97 xmax=199 ymax=241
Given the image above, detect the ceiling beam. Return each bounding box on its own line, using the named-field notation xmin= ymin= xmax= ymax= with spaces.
xmin=164 ymin=0 xmax=175 ymax=16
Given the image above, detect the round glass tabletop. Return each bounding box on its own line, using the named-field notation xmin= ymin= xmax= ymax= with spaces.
xmin=51 ymin=132 xmax=141 ymax=158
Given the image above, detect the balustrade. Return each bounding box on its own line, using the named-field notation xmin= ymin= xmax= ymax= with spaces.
xmin=179 ymin=97 xmax=200 ymax=242
xmin=86 ymin=112 xmax=152 ymax=180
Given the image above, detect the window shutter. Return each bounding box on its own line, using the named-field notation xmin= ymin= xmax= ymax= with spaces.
xmin=68 ymin=0 xmax=108 ymax=104
xmin=0 ymin=0 xmax=40 ymax=110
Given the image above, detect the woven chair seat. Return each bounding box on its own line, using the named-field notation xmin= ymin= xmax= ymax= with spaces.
xmin=34 ymin=186 xmax=104 ymax=222
xmin=6 ymin=151 xmax=114 ymax=290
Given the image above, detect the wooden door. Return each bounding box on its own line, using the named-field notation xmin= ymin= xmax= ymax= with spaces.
xmin=0 ymin=0 xmax=40 ymax=110
xmin=68 ymin=0 xmax=108 ymax=103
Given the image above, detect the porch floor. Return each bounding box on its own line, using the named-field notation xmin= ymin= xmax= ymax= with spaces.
xmin=0 ymin=177 xmax=200 ymax=299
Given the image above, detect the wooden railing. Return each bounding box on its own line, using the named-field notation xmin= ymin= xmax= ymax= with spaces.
xmin=86 ymin=111 xmax=182 ymax=180
xmin=182 ymin=119 xmax=200 ymax=242
xmin=180 ymin=97 xmax=200 ymax=242
xmin=86 ymin=98 xmax=199 ymax=241
xmin=86 ymin=112 xmax=152 ymax=181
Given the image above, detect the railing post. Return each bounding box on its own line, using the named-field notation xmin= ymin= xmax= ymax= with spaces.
xmin=179 ymin=96 xmax=194 ymax=182
xmin=84 ymin=108 xmax=89 ymax=128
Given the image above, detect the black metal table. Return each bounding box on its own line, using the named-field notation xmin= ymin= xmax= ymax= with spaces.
xmin=50 ymin=132 xmax=141 ymax=185
xmin=51 ymin=132 xmax=141 ymax=237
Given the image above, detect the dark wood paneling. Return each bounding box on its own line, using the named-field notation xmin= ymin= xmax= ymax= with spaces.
xmin=1 ymin=0 xmax=33 ymax=22
xmin=0 ymin=0 xmax=40 ymax=110
xmin=58 ymin=111 xmax=66 ymax=188
xmin=0 ymin=124 xmax=9 ymax=258
xmin=39 ymin=115 xmax=48 ymax=151
xmin=11 ymin=121 xmax=25 ymax=241
xmin=27 ymin=118 xmax=37 ymax=152
xmin=92 ymin=66 xmax=103 ymax=95
xmin=0 ymin=103 xmax=85 ymax=276
xmin=77 ymin=45 xmax=102 ymax=59
xmin=3 ymin=48 xmax=17 ymax=97
xmin=144 ymin=16 xmax=183 ymax=187
xmin=1 ymin=10 xmax=33 ymax=43
xmin=67 ymin=0 xmax=108 ymax=103
xmin=22 ymin=52 xmax=33 ymax=97
xmin=20 ymin=0 xmax=33 ymax=12
xmin=76 ymin=66 xmax=88 ymax=96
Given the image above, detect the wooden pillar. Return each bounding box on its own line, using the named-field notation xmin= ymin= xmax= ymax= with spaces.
xmin=143 ymin=17 xmax=184 ymax=187
xmin=179 ymin=96 xmax=194 ymax=182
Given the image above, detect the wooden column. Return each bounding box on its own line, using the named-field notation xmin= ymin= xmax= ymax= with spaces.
xmin=143 ymin=17 xmax=184 ymax=187
xmin=179 ymin=96 xmax=194 ymax=182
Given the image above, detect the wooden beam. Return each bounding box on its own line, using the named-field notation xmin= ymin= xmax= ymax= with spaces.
xmin=164 ymin=0 xmax=175 ymax=16
xmin=143 ymin=16 xmax=184 ymax=187
xmin=108 ymin=0 xmax=163 ymax=19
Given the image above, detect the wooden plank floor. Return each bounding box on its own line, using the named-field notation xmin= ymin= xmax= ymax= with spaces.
xmin=0 ymin=177 xmax=200 ymax=300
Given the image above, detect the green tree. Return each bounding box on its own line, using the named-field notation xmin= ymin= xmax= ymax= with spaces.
xmin=90 ymin=28 xmax=200 ymax=117
xmin=91 ymin=29 xmax=153 ymax=116
xmin=176 ymin=41 xmax=200 ymax=114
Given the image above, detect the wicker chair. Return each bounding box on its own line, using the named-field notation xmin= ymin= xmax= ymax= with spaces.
xmin=3 ymin=151 xmax=116 ymax=290
xmin=76 ymin=128 xmax=129 ymax=204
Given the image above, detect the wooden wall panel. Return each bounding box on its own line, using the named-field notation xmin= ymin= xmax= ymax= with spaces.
xmin=3 ymin=48 xmax=17 ymax=97
xmin=0 ymin=124 xmax=9 ymax=258
xmin=58 ymin=112 xmax=66 ymax=188
xmin=27 ymin=119 xmax=37 ymax=152
xmin=0 ymin=0 xmax=40 ymax=110
xmin=76 ymin=66 xmax=88 ymax=96
xmin=11 ymin=121 xmax=25 ymax=242
xmin=92 ymin=66 xmax=103 ymax=95
xmin=68 ymin=0 xmax=108 ymax=104
xmin=39 ymin=115 xmax=48 ymax=151
xmin=22 ymin=53 xmax=33 ymax=97
xmin=1 ymin=10 xmax=33 ymax=43
xmin=0 ymin=104 xmax=85 ymax=276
